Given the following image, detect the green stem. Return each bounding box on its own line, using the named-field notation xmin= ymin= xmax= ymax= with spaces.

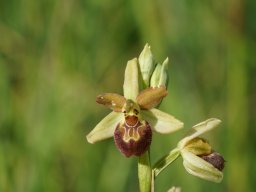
xmin=138 ymin=150 xmax=152 ymax=192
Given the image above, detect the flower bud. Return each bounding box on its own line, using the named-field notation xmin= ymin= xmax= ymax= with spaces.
xmin=150 ymin=58 xmax=168 ymax=88
xmin=138 ymin=44 xmax=155 ymax=88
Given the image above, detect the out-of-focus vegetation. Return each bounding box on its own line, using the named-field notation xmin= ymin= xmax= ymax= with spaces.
xmin=0 ymin=0 xmax=255 ymax=191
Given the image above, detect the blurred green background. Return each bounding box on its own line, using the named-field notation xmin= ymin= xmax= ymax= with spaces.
xmin=0 ymin=0 xmax=255 ymax=191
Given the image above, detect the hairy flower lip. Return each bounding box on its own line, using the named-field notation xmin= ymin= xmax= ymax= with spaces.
xmin=200 ymin=152 xmax=225 ymax=171
xmin=114 ymin=120 xmax=152 ymax=157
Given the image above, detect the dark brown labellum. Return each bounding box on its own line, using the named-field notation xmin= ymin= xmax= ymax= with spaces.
xmin=200 ymin=152 xmax=225 ymax=171
xmin=114 ymin=117 xmax=152 ymax=157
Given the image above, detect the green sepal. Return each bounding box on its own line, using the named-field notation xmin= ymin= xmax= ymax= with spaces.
xmin=123 ymin=58 xmax=139 ymax=101
xmin=86 ymin=112 xmax=123 ymax=144
xmin=178 ymin=118 xmax=221 ymax=149
xmin=141 ymin=108 xmax=183 ymax=134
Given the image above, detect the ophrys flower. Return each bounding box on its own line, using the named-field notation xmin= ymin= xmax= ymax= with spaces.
xmin=86 ymin=58 xmax=183 ymax=157
xmin=154 ymin=118 xmax=225 ymax=183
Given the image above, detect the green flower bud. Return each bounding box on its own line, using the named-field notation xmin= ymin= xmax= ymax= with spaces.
xmin=138 ymin=44 xmax=155 ymax=88
xmin=150 ymin=57 xmax=168 ymax=88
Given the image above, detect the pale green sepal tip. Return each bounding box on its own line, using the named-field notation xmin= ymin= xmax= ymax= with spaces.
xmin=182 ymin=150 xmax=223 ymax=183
xmin=150 ymin=57 xmax=169 ymax=88
xmin=159 ymin=57 xmax=169 ymax=87
xmin=153 ymin=148 xmax=180 ymax=177
xmin=178 ymin=118 xmax=221 ymax=149
xmin=150 ymin=63 xmax=161 ymax=87
xmin=141 ymin=108 xmax=184 ymax=134
xmin=123 ymin=58 xmax=139 ymax=101
xmin=86 ymin=112 xmax=123 ymax=144
xmin=138 ymin=43 xmax=155 ymax=88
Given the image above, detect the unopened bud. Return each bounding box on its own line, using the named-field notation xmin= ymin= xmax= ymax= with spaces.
xmin=138 ymin=44 xmax=155 ymax=88
xmin=150 ymin=57 xmax=168 ymax=87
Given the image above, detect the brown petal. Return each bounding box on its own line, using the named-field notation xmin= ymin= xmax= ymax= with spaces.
xmin=96 ymin=93 xmax=126 ymax=112
xmin=136 ymin=86 xmax=168 ymax=109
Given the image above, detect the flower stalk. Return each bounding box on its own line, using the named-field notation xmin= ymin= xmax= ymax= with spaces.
xmin=138 ymin=151 xmax=152 ymax=192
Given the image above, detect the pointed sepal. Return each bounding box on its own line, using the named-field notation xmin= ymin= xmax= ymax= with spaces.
xmin=123 ymin=58 xmax=139 ymax=101
xmin=178 ymin=118 xmax=221 ymax=149
xmin=141 ymin=108 xmax=183 ymax=134
xmin=86 ymin=112 xmax=123 ymax=144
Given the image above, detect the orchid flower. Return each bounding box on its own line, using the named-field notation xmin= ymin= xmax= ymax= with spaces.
xmin=86 ymin=58 xmax=183 ymax=157
xmin=154 ymin=118 xmax=225 ymax=183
